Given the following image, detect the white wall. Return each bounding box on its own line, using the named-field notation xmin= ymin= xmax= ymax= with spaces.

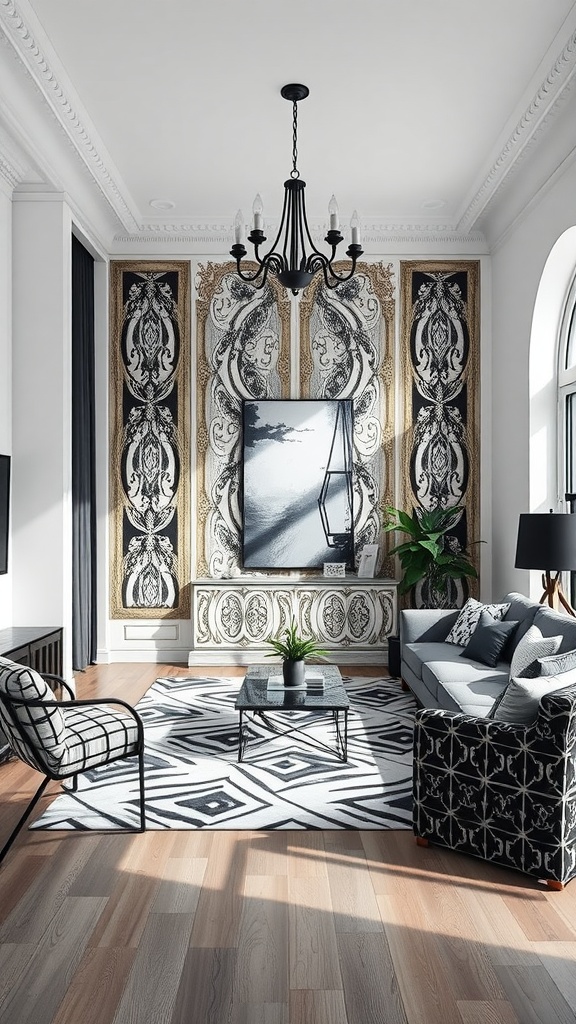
xmin=11 ymin=194 xmax=73 ymax=677
xmin=0 ymin=184 xmax=11 ymax=625
xmin=490 ymin=157 xmax=576 ymax=600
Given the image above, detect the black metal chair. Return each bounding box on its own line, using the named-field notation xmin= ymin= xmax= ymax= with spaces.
xmin=0 ymin=656 xmax=146 ymax=863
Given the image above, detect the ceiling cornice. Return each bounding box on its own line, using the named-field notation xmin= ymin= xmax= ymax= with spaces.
xmin=457 ymin=22 xmax=576 ymax=232
xmin=0 ymin=0 xmax=140 ymax=233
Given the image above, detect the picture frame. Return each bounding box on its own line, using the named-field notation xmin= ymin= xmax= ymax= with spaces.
xmin=357 ymin=543 xmax=379 ymax=578
xmin=242 ymin=399 xmax=354 ymax=570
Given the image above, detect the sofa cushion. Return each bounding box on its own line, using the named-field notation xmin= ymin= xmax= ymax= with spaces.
xmin=403 ymin=641 xmax=478 ymax=688
xmin=460 ymin=610 xmax=519 ymax=667
xmin=533 ymin=605 xmax=576 ymax=653
xmin=439 ymin=675 xmax=507 ymax=715
xmin=420 ymin=651 xmax=508 ymax=704
xmin=0 ymin=656 xmax=66 ymax=771
xmin=490 ymin=665 xmax=576 ymax=725
xmin=445 ymin=598 xmax=510 ymax=646
xmin=501 ymin=592 xmax=539 ymax=658
xmin=509 ymin=624 xmax=562 ymax=679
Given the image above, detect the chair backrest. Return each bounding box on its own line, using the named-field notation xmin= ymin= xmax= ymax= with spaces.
xmin=0 ymin=656 xmax=66 ymax=773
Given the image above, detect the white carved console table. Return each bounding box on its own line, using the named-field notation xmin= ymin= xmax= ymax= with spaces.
xmin=188 ymin=577 xmax=398 ymax=666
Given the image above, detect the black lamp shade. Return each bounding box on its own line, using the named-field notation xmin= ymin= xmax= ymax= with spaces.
xmin=515 ymin=513 xmax=576 ymax=571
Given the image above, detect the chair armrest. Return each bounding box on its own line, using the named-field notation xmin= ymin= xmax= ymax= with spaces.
xmin=400 ymin=608 xmax=459 ymax=646
xmin=42 ymin=673 xmax=75 ymax=700
xmin=7 ymin=694 xmax=145 ymax=746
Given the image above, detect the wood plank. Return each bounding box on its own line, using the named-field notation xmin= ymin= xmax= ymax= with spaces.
xmin=109 ymin=912 xmax=193 ymax=1024
xmin=189 ymin=831 xmax=250 ymax=948
xmin=50 ymin=948 xmax=137 ymax=1024
xmin=0 ymin=896 xmax=106 ymax=1024
xmin=502 ymin=894 xmax=576 ymax=942
xmin=171 ymin=947 xmax=237 ymax=1024
xmin=150 ymin=856 xmax=207 ymax=915
xmin=456 ymin=889 xmax=542 ymax=966
xmin=377 ymin=892 xmax=467 ymax=1024
xmin=288 ymin=876 xmax=342 ymax=991
xmin=287 ymin=831 xmax=328 ymax=879
xmin=246 ymin=831 xmax=289 ymax=876
xmin=456 ymin=1000 xmax=520 ymax=1024
xmin=532 ymin=941 xmax=576 ymax=1008
xmin=336 ymin=932 xmax=408 ymax=1024
xmin=235 ymin=875 xmax=288 ymax=1003
xmin=289 ymin=990 xmax=348 ymax=1024
xmin=324 ymin=832 xmax=383 ymax=934
xmin=494 ymin=964 xmax=576 ymax=1024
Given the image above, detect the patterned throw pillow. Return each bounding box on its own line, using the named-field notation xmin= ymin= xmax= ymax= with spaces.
xmin=0 ymin=656 xmax=66 ymax=770
xmin=445 ymin=598 xmax=511 ymax=646
xmin=490 ymin=665 xmax=576 ymax=725
xmin=508 ymin=624 xmax=562 ymax=680
xmin=537 ymin=648 xmax=576 ymax=677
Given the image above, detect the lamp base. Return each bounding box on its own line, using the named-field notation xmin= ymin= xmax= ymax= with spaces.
xmin=539 ymin=571 xmax=576 ymax=617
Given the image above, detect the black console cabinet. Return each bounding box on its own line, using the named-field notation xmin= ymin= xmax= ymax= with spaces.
xmin=0 ymin=626 xmax=63 ymax=677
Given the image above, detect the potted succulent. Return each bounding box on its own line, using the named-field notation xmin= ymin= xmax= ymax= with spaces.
xmin=265 ymin=617 xmax=328 ymax=687
xmin=384 ymin=504 xmax=481 ymax=608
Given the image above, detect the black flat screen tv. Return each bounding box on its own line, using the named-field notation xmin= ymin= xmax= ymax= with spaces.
xmin=0 ymin=455 xmax=10 ymax=575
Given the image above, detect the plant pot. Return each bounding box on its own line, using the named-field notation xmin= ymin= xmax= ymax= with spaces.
xmin=283 ymin=658 xmax=305 ymax=688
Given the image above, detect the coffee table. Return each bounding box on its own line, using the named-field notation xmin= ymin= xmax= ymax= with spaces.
xmin=235 ymin=663 xmax=350 ymax=763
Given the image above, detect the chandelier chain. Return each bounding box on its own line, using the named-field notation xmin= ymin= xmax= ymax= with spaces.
xmin=290 ymin=99 xmax=300 ymax=179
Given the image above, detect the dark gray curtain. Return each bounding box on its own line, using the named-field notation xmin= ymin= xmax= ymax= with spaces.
xmin=72 ymin=235 xmax=97 ymax=670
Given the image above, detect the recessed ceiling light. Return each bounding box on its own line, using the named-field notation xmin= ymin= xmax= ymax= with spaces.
xmin=149 ymin=199 xmax=176 ymax=211
xmin=421 ymin=199 xmax=445 ymax=211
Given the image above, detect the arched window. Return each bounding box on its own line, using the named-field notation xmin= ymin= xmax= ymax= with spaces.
xmin=558 ymin=271 xmax=576 ymax=604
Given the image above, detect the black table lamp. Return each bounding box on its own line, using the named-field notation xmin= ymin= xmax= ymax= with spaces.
xmin=515 ymin=512 xmax=576 ymax=616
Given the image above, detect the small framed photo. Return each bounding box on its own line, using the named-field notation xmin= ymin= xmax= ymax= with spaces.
xmin=357 ymin=543 xmax=379 ymax=578
xmin=323 ymin=562 xmax=346 ymax=578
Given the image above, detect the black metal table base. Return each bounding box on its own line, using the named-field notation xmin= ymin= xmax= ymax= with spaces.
xmin=238 ymin=708 xmax=348 ymax=763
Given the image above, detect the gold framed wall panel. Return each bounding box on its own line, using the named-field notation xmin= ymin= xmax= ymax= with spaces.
xmin=195 ymin=263 xmax=291 ymax=578
xmin=399 ymin=260 xmax=480 ymax=600
xmin=299 ymin=262 xmax=396 ymax=576
xmin=109 ymin=260 xmax=190 ymax=619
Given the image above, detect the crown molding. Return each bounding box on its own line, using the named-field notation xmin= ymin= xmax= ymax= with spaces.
xmin=457 ymin=23 xmax=576 ymax=232
xmin=110 ymin=219 xmax=489 ymax=255
xmin=0 ymin=0 xmax=140 ymax=233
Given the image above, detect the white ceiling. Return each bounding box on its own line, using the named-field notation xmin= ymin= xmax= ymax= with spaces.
xmin=1 ymin=0 xmax=576 ymax=248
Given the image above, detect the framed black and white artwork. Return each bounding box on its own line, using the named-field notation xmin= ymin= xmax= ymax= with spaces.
xmin=242 ymin=399 xmax=354 ymax=570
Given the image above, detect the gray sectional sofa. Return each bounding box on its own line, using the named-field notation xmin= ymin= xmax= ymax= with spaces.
xmin=400 ymin=591 xmax=576 ymax=715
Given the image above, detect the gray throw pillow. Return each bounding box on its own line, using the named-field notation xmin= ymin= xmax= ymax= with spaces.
xmin=460 ymin=610 xmax=519 ymax=668
xmin=490 ymin=666 xmax=576 ymax=725
xmin=445 ymin=598 xmax=511 ymax=646
xmin=508 ymin=624 xmax=562 ymax=680
xmin=537 ymin=648 xmax=576 ymax=677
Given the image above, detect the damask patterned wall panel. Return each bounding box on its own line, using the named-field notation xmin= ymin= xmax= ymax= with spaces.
xmin=400 ymin=261 xmax=480 ymax=600
xmin=299 ymin=263 xmax=395 ymax=574
xmin=109 ymin=261 xmax=190 ymax=618
xmin=196 ymin=263 xmax=291 ymax=578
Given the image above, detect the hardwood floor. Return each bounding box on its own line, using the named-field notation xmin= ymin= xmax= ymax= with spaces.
xmin=1 ymin=663 xmax=576 ymax=1023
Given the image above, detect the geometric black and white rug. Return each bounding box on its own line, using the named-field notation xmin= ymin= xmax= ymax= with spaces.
xmin=30 ymin=675 xmax=417 ymax=832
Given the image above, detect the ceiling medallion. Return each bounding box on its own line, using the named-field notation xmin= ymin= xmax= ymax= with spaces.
xmin=230 ymin=83 xmax=363 ymax=296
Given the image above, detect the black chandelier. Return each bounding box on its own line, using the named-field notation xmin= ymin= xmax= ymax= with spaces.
xmin=230 ymin=83 xmax=363 ymax=296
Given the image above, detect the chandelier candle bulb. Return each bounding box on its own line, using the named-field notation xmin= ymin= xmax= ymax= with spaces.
xmin=328 ymin=194 xmax=340 ymax=231
xmin=350 ymin=210 xmax=361 ymax=245
xmin=252 ymin=193 xmax=264 ymax=231
xmin=234 ymin=210 xmax=245 ymax=244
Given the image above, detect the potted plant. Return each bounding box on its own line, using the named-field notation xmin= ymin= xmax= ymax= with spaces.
xmin=265 ymin=617 xmax=328 ymax=687
xmin=384 ymin=504 xmax=480 ymax=608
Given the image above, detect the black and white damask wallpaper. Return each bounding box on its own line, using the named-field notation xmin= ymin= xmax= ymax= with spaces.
xmin=299 ymin=264 xmax=396 ymax=575
xmin=110 ymin=262 xmax=190 ymax=618
xmin=196 ymin=261 xmax=396 ymax=581
xmin=196 ymin=264 xmax=291 ymax=578
xmin=400 ymin=261 xmax=480 ymax=601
